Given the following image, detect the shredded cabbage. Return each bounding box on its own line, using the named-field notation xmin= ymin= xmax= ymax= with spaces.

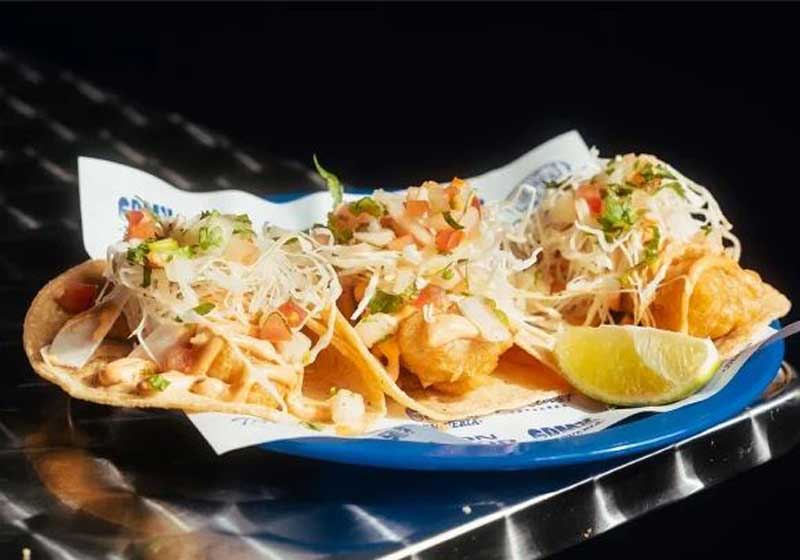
xmin=318 ymin=184 xmax=561 ymax=349
xmin=108 ymin=211 xmax=342 ymax=407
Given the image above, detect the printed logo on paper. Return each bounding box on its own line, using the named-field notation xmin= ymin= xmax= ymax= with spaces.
xmin=527 ymin=417 xmax=602 ymax=439
xmin=118 ymin=196 xmax=175 ymax=218
xmin=520 ymin=160 xmax=572 ymax=188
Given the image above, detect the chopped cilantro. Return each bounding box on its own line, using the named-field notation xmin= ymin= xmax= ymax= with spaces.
xmin=657 ymin=181 xmax=687 ymax=200
xmin=147 ymin=374 xmax=170 ymax=392
xmin=367 ymin=290 xmax=405 ymax=314
xmin=486 ymin=299 xmax=510 ymax=327
xmin=442 ymin=211 xmax=464 ymax=230
xmin=637 ymin=162 xmax=654 ymax=181
xmin=652 ymin=165 xmax=676 ymax=180
xmin=619 ymin=270 xmax=634 ymax=289
xmin=200 ymin=210 xmax=220 ymax=220
xmin=402 ymin=284 xmax=420 ymax=300
xmin=639 ymin=163 xmax=676 ymax=184
xmin=232 ymin=226 xmax=254 ymax=237
xmin=170 ymin=246 xmax=196 ymax=260
xmin=141 ymin=266 xmax=152 ymax=288
xmin=127 ymin=242 xmax=150 ymax=265
xmin=643 ymin=225 xmax=661 ymax=264
xmin=609 ymin=183 xmax=634 ymax=197
xmin=301 ymin=421 xmax=323 ymax=431
xmin=193 ymin=302 xmax=215 ymax=315
xmin=198 ymin=225 xmax=223 ymax=251
xmin=598 ymin=191 xmax=636 ymax=236
xmin=232 ymin=213 xmax=255 ymax=237
xmin=494 ymin=307 xmax=510 ymax=327
xmin=441 ymin=267 xmax=455 ymax=280
xmin=131 ymin=237 xmax=196 ymax=264
xmin=623 ymin=226 xmax=661 ymax=277
xmin=544 ymin=177 xmax=571 ymax=190
xmin=313 ymin=154 xmax=344 ymax=207
xmin=348 ymin=197 xmax=385 ymax=217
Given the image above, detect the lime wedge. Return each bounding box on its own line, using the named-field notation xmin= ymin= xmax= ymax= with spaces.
xmin=554 ymin=325 xmax=720 ymax=406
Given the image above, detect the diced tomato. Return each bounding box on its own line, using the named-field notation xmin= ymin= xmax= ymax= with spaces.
xmin=435 ymin=229 xmax=465 ymax=251
xmin=413 ymin=285 xmax=447 ymax=308
xmin=333 ymin=206 xmax=356 ymax=227
xmin=576 ymin=182 xmax=603 ymax=215
xmin=127 ymin=210 xmax=144 ymax=226
xmin=55 ymin=282 xmax=98 ymax=313
xmin=278 ymin=300 xmax=307 ymax=328
xmin=404 ymin=200 xmax=430 ymax=218
xmin=335 ymin=205 xmax=351 ymax=218
xmin=387 ymin=234 xmax=414 ymax=250
xmin=125 ymin=210 xmax=157 ymax=240
xmin=381 ymin=215 xmax=404 ymax=236
xmin=164 ymin=344 xmax=195 ymax=374
xmin=312 ymin=231 xmax=332 ymax=244
xmin=259 ymin=312 xmax=292 ymax=342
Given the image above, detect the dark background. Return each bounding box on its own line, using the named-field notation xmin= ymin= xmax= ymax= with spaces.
xmin=2 ymin=3 xmax=798 ymax=558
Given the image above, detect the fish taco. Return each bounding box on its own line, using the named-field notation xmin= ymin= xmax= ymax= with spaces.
xmin=23 ymin=150 xmax=793 ymax=435
xmin=312 ymin=166 xmax=570 ymax=422
xmin=512 ymin=153 xmax=790 ymax=358
xmin=24 ymin=208 xmax=385 ymax=432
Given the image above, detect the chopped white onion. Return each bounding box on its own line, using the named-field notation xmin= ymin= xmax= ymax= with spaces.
xmin=457 ymin=297 xmax=510 ymax=343
xmin=353 ymin=229 xmax=396 ymax=247
xmin=426 ymin=313 xmax=480 ymax=346
xmin=129 ymin=323 xmax=192 ymax=367
xmin=48 ymin=288 xmax=130 ymax=368
xmin=330 ymin=389 xmax=366 ymax=428
xmin=355 ymin=313 xmax=399 ymax=348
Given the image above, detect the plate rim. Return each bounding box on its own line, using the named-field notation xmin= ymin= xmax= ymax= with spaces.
xmin=260 ymin=327 xmax=785 ymax=471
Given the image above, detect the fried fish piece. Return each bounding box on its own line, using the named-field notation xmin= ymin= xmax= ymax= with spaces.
xmin=396 ymin=311 xmax=513 ymax=389
xmin=650 ymin=250 xmax=789 ymax=356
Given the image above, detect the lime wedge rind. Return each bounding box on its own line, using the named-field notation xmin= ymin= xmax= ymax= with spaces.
xmin=554 ymin=325 xmax=721 ymax=406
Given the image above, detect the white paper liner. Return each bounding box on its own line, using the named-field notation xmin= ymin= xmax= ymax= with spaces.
xmin=76 ymin=130 xmax=788 ymax=454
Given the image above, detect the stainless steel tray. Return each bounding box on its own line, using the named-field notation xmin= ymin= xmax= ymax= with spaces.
xmin=2 ymin=48 xmax=798 ymax=560
xmin=0 ymin=362 xmax=794 ymax=560
xmin=390 ymin=362 xmax=799 ymax=559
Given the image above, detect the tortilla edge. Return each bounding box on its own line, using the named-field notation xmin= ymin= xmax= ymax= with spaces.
xmin=22 ymin=260 xmax=374 ymax=421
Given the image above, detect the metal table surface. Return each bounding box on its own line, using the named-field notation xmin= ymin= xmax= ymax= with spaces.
xmin=2 ymin=49 xmax=799 ymax=560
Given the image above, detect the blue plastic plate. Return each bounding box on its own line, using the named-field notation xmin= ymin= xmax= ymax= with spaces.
xmin=261 ymin=326 xmax=784 ymax=471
